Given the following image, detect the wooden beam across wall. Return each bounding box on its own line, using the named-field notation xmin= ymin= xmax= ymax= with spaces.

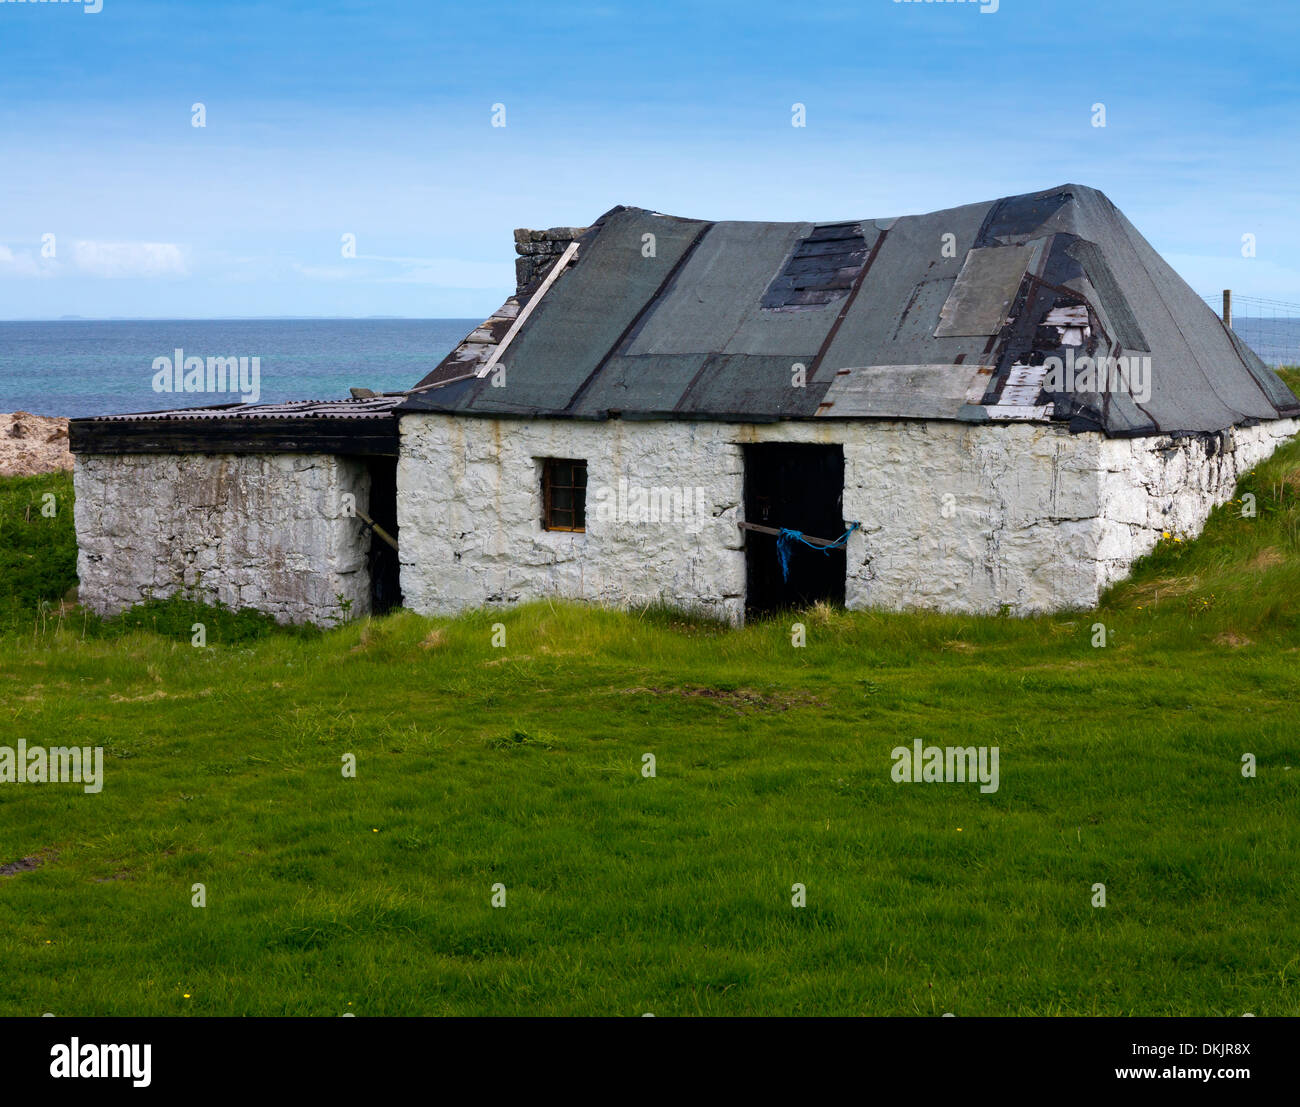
xmin=69 ymin=417 xmax=401 ymax=457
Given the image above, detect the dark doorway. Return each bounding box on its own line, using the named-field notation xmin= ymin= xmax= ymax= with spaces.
xmin=364 ymin=457 xmax=402 ymax=614
xmin=743 ymin=444 xmax=846 ymax=617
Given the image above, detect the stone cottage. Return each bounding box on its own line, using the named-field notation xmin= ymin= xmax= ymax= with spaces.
xmin=70 ymin=184 xmax=1300 ymax=624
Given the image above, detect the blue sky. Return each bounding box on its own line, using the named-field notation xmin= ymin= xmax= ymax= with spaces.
xmin=2 ymin=0 xmax=1299 ymax=319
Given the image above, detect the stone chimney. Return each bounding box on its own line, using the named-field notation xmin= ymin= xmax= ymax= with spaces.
xmin=513 ymin=226 xmax=586 ymax=295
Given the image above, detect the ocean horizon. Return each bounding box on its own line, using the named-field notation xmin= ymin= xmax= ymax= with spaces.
xmin=0 ymin=318 xmax=480 ymax=419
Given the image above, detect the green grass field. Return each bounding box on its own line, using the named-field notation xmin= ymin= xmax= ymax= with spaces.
xmin=2 ymin=431 xmax=1299 ymax=1016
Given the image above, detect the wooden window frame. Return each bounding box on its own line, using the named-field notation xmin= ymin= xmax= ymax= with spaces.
xmin=540 ymin=457 xmax=587 ymax=533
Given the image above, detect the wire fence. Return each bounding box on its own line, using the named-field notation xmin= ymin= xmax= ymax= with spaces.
xmin=1200 ymin=292 xmax=1300 ymax=367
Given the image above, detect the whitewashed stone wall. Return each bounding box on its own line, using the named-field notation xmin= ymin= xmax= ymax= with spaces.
xmin=74 ymin=453 xmax=371 ymax=624
xmin=1093 ymin=418 xmax=1300 ymax=592
xmin=398 ymin=413 xmax=1297 ymax=622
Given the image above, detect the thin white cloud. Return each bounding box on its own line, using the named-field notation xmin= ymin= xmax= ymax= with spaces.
xmin=374 ymin=257 xmax=509 ymax=288
xmin=0 ymin=245 xmax=50 ymax=278
xmin=71 ymin=241 xmax=187 ymax=279
xmin=293 ymin=255 xmax=509 ymax=288
xmin=292 ymin=263 xmax=354 ymax=281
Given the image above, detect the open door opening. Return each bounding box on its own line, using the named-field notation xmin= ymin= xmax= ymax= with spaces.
xmin=743 ymin=444 xmax=846 ymax=618
xmin=364 ymin=457 xmax=402 ymax=614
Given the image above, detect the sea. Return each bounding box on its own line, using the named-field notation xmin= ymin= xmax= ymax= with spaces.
xmin=0 ymin=319 xmax=481 ymax=419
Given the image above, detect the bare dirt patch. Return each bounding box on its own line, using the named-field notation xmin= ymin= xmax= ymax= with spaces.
xmin=1248 ymin=548 xmax=1285 ymax=571
xmin=1 ymin=855 xmax=45 ymax=877
xmin=619 ymin=685 xmax=820 ymax=713
xmin=92 ymin=871 xmax=134 ymax=884
xmin=0 ymin=412 xmax=72 ymax=477
xmin=1214 ymin=631 xmax=1253 ymax=648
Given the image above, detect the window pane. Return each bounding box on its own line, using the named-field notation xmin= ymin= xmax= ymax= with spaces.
xmin=541 ymin=458 xmax=587 ymax=531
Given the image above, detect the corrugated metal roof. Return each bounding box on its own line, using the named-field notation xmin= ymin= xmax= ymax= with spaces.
xmin=84 ymin=395 xmax=405 ymax=423
xmin=403 ymin=185 xmax=1300 ymax=437
xmin=69 ymin=394 xmax=403 ymax=456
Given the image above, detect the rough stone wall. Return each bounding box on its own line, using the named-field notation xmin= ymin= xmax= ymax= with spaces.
xmin=74 ymin=452 xmax=372 ymax=624
xmin=397 ymin=414 xmax=1298 ymax=622
xmin=398 ymin=415 xmax=746 ymax=622
xmin=513 ymin=227 xmax=586 ymax=294
xmin=1093 ymin=418 xmax=1300 ymax=592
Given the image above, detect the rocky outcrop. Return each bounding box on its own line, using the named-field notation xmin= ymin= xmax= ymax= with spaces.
xmin=1 ymin=412 xmax=73 ymax=478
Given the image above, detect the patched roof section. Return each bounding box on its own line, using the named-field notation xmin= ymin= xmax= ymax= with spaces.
xmin=83 ymin=396 xmax=405 ymax=422
xmin=760 ymin=222 xmax=871 ymax=310
xmin=409 ymin=184 xmax=1300 ymax=436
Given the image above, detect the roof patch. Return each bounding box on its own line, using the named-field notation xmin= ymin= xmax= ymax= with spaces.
xmin=1065 ymin=238 xmax=1149 ymax=352
xmin=934 ymin=245 xmax=1033 ymax=338
xmin=760 ymin=222 xmax=870 ymax=311
xmin=815 ymin=363 xmax=994 ymax=419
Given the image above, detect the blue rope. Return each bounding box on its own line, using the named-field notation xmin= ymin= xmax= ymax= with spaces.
xmin=775 ymin=521 xmax=860 ymax=581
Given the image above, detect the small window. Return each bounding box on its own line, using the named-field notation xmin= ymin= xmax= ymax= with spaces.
xmin=541 ymin=458 xmax=587 ymax=532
